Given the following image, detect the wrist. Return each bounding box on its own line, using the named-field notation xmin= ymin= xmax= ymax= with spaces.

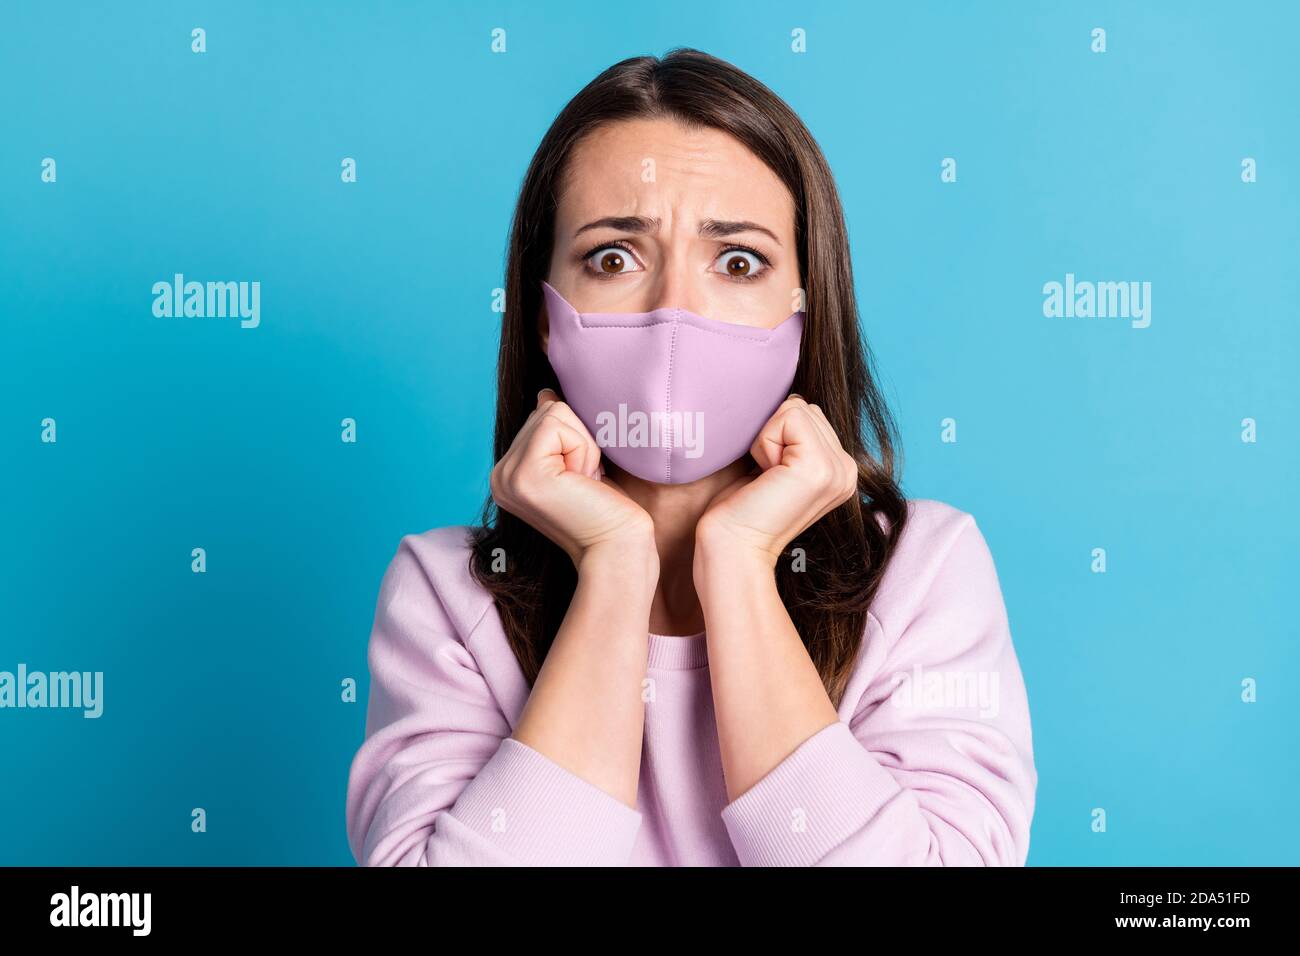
xmin=692 ymin=524 xmax=779 ymax=596
xmin=694 ymin=516 xmax=780 ymax=570
xmin=576 ymin=530 xmax=660 ymax=597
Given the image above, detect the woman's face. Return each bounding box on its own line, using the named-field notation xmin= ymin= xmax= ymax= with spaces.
xmin=542 ymin=116 xmax=801 ymax=350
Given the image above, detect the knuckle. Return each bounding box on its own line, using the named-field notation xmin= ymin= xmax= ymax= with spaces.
xmin=808 ymin=460 xmax=836 ymax=489
xmin=840 ymin=459 xmax=859 ymax=498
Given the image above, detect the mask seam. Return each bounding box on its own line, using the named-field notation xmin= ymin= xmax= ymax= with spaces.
xmin=664 ymin=309 xmax=679 ymax=482
xmin=573 ymin=315 xmax=799 ymax=344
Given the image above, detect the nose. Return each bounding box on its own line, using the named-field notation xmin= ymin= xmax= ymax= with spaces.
xmin=645 ymin=255 xmax=701 ymax=316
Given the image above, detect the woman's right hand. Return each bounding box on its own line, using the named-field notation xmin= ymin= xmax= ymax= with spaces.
xmin=490 ymin=388 xmax=656 ymax=569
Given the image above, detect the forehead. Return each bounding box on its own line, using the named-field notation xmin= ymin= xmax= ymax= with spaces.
xmin=555 ymin=117 xmax=794 ymax=233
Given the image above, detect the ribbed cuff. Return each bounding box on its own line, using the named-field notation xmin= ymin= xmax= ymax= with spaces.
xmin=719 ymin=720 xmax=902 ymax=866
xmin=445 ymin=737 xmax=643 ymax=866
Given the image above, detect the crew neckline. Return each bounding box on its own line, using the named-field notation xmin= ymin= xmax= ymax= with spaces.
xmin=646 ymin=630 xmax=708 ymax=670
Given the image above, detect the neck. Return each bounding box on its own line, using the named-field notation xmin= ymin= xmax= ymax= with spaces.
xmin=606 ymin=457 xmax=750 ymax=636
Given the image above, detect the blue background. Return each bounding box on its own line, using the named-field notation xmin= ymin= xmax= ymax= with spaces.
xmin=1 ymin=1 xmax=1296 ymax=865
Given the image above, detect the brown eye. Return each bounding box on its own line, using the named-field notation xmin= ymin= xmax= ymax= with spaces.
xmin=713 ymin=248 xmax=765 ymax=280
xmin=583 ymin=244 xmax=640 ymax=278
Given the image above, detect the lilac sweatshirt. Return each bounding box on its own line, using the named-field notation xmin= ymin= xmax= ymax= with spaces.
xmin=345 ymin=498 xmax=1037 ymax=866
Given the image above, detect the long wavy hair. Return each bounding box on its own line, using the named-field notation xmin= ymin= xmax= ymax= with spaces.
xmin=468 ymin=48 xmax=908 ymax=709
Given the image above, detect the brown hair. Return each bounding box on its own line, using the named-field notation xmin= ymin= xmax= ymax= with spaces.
xmin=468 ymin=48 xmax=908 ymax=708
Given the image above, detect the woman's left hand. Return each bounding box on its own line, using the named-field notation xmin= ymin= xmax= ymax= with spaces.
xmin=695 ymin=395 xmax=859 ymax=566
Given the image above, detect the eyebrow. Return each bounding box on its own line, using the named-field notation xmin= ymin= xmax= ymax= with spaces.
xmin=573 ymin=215 xmax=782 ymax=247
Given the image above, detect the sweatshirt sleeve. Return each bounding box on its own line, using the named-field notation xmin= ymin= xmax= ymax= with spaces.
xmin=345 ymin=534 xmax=644 ymax=866
xmin=718 ymin=514 xmax=1037 ymax=866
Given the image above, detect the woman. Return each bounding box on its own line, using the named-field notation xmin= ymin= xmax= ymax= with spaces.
xmin=345 ymin=48 xmax=1036 ymax=866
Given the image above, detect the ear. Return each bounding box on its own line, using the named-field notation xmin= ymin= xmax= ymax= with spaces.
xmin=537 ymin=298 xmax=550 ymax=355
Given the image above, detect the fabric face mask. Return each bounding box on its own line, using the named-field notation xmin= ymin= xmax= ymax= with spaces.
xmin=540 ymin=279 xmax=805 ymax=484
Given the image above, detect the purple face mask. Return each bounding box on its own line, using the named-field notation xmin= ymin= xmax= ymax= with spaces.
xmin=541 ymin=280 xmax=805 ymax=484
